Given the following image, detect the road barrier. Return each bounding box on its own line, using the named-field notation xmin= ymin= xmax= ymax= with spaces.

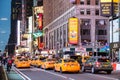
xmin=112 ymin=62 xmax=120 ymax=71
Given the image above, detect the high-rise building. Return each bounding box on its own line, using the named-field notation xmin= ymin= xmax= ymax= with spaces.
xmin=8 ymin=0 xmax=33 ymax=54
xmin=43 ymin=0 xmax=109 ymax=54
xmin=8 ymin=0 xmax=22 ymax=55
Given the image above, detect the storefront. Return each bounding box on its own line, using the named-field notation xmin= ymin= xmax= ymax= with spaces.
xmin=110 ymin=42 xmax=120 ymax=62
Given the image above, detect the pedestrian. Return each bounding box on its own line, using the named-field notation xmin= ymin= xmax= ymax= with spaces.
xmin=0 ymin=55 xmax=2 ymax=64
xmin=7 ymin=57 xmax=13 ymax=73
xmin=2 ymin=56 xmax=7 ymax=65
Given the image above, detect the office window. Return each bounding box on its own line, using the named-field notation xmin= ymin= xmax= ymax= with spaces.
xmin=98 ymin=30 xmax=107 ymax=35
xmin=95 ymin=0 xmax=99 ymax=5
xmin=82 ymin=29 xmax=90 ymax=35
xmin=87 ymin=0 xmax=90 ymax=5
xmin=95 ymin=9 xmax=99 ymax=15
xmin=86 ymin=9 xmax=90 ymax=15
xmin=80 ymin=9 xmax=85 ymax=15
xmin=80 ymin=0 xmax=84 ymax=5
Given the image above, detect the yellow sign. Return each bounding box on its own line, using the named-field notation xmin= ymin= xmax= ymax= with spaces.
xmin=68 ymin=18 xmax=79 ymax=44
xmin=100 ymin=0 xmax=118 ymax=2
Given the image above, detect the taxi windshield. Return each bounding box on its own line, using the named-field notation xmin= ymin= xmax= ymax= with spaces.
xmin=47 ymin=59 xmax=56 ymax=61
xmin=64 ymin=59 xmax=75 ymax=63
xmin=98 ymin=58 xmax=110 ymax=62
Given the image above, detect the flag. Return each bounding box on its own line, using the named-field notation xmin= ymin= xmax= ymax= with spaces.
xmin=33 ymin=30 xmax=43 ymax=38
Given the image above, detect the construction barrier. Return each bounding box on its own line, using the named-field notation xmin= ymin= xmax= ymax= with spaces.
xmin=112 ymin=62 xmax=117 ymax=71
xmin=116 ymin=63 xmax=120 ymax=70
xmin=112 ymin=62 xmax=120 ymax=71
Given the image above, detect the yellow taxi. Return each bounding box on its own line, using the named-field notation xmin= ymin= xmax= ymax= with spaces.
xmin=30 ymin=58 xmax=37 ymax=66
xmin=33 ymin=58 xmax=42 ymax=67
xmin=15 ymin=58 xmax=30 ymax=68
xmin=14 ymin=56 xmax=21 ymax=65
xmin=54 ymin=58 xmax=80 ymax=73
xmin=41 ymin=58 xmax=56 ymax=69
xmin=82 ymin=56 xmax=91 ymax=63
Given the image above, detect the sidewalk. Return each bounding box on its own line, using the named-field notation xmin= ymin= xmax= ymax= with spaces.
xmin=7 ymin=69 xmax=24 ymax=80
xmin=3 ymin=65 xmax=24 ymax=80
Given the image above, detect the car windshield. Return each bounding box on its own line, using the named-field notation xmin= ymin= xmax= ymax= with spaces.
xmin=47 ymin=59 xmax=56 ymax=61
xmin=64 ymin=59 xmax=76 ymax=62
xmin=98 ymin=58 xmax=110 ymax=62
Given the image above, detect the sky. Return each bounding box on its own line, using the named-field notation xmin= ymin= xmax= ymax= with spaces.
xmin=0 ymin=0 xmax=11 ymax=52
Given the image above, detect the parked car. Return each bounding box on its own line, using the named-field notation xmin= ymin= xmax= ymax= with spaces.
xmin=81 ymin=56 xmax=113 ymax=74
xmin=54 ymin=58 xmax=80 ymax=73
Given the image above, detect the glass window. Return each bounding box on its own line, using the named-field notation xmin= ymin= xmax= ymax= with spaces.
xmin=87 ymin=0 xmax=90 ymax=5
xmin=95 ymin=9 xmax=99 ymax=15
xmin=86 ymin=9 xmax=91 ymax=15
xmin=98 ymin=30 xmax=107 ymax=35
xmin=95 ymin=0 xmax=99 ymax=5
xmin=80 ymin=0 xmax=84 ymax=5
xmin=80 ymin=9 xmax=85 ymax=15
xmin=82 ymin=29 xmax=90 ymax=35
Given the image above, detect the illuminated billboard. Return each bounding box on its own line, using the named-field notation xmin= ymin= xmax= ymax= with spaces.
xmin=100 ymin=0 xmax=118 ymax=17
xmin=100 ymin=0 xmax=118 ymax=2
xmin=33 ymin=6 xmax=43 ymax=30
xmin=110 ymin=18 xmax=119 ymax=43
xmin=68 ymin=17 xmax=79 ymax=44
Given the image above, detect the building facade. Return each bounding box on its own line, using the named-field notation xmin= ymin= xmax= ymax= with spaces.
xmin=43 ymin=0 xmax=109 ymax=54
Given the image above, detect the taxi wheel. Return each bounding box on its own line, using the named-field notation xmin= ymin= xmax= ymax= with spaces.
xmin=60 ymin=67 xmax=63 ymax=73
xmin=44 ymin=65 xmax=47 ymax=70
xmin=107 ymin=71 xmax=112 ymax=74
xmin=54 ymin=68 xmax=57 ymax=72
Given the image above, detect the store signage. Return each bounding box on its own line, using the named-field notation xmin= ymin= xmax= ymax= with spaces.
xmin=100 ymin=0 xmax=118 ymax=17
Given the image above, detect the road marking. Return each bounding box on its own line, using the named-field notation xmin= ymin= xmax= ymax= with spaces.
xmin=13 ymin=67 xmax=31 ymax=80
xmin=38 ymin=68 xmax=67 ymax=79
xmin=87 ymin=73 xmax=119 ymax=80
xmin=69 ymin=77 xmax=76 ymax=80
xmin=34 ymin=68 xmax=77 ymax=80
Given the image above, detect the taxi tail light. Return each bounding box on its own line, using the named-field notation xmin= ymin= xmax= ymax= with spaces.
xmin=95 ymin=62 xmax=100 ymax=67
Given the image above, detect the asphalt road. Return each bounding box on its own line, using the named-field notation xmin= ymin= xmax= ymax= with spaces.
xmin=14 ymin=67 xmax=120 ymax=80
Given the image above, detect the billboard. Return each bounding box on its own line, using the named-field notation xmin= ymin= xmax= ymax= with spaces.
xmin=100 ymin=0 xmax=118 ymax=17
xmin=17 ymin=20 xmax=21 ymax=46
xmin=68 ymin=17 xmax=79 ymax=44
xmin=33 ymin=6 xmax=43 ymax=30
xmin=110 ymin=18 xmax=119 ymax=43
xmin=100 ymin=0 xmax=118 ymax=2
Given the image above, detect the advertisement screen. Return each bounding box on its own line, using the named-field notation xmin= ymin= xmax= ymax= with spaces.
xmin=110 ymin=18 xmax=119 ymax=43
xmin=68 ymin=18 xmax=79 ymax=44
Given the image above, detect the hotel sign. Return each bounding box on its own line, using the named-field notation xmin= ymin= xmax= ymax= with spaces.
xmin=100 ymin=0 xmax=118 ymax=17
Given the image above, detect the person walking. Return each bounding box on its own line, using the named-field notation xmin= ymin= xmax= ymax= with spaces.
xmin=7 ymin=57 xmax=13 ymax=73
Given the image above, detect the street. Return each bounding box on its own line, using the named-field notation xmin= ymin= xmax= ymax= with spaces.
xmin=13 ymin=66 xmax=120 ymax=80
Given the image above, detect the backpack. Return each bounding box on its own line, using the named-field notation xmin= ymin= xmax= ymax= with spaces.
xmin=8 ymin=60 xmax=12 ymax=64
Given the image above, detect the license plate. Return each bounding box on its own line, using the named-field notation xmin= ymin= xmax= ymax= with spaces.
xmin=104 ymin=65 xmax=108 ymax=67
